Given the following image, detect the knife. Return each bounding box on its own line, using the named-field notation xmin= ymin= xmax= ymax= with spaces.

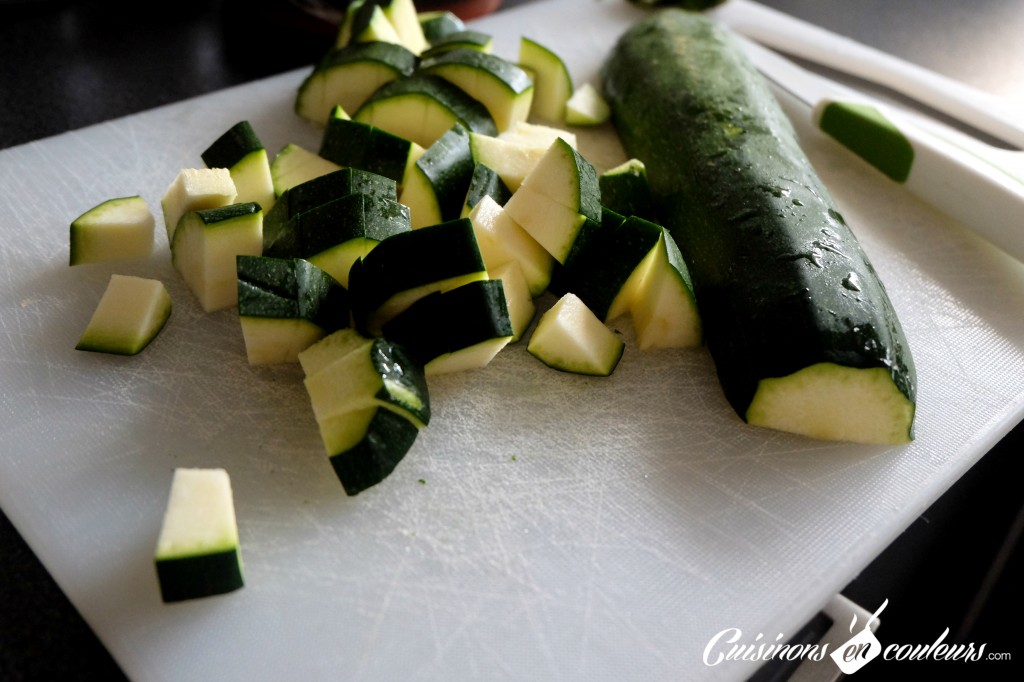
xmin=710 ymin=0 xmax=1024 ymax=150
xmin=731 ymin=32 xmax=1024 ymax=266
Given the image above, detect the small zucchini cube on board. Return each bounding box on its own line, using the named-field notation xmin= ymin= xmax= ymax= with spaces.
xmin=269 ymin=143 xmax=342 ymax=198
xmin=260 ymin=165 xmax=403 ymax=280
xmin=160 ymin=168 xmax=237 ymax=244
xmin=468 ymin=195 xmax=553 ymax=298
xmin=461 ymin=162 xmax=512 ymax=217
xmin=418 ymin=10 xmax=466 ymax=45
xmin=348 ymin=217 xmax=488 ymax=336
xmin=76 ymin=274 xmax=172 ymax=356
xmin=564 ymin=83 xmax=611 ymax=126
xmin=171 ymin=202 xmax=263 ymax=313
xmin=201 ymin=120 xmax=276 ymax=213
xmin=628 ymin=228 xmax=702 ymax=351
xmin=468 ymin=122 xmax=577 ymax=193
xmin=488 ymin=260 xmax=536 ymax=343
xmin=320 ymin=106 xmax=426 ymax=187
xmin=335 ymin=0 xmax=402 ymax=48
xmin=502 ymin=136 xmax=602 ymax=265
xmin=69 ymin=195 xmax=154 ymax=266
xmin=295 ymin=41 xmax=418 ymax=126
xmin=155 ymin=468 xmax=244 ymax=603
xmin=299 ymin=328 xmax=430 ymax=495
xmin=353 ymin=73 xmax=497 ymax=149
xmin=598 ymin=158 xmax=658 ymax=223
xmin=291 ymin=192 xmax=412 ymax=288
xmin=236 ymin=255 xmax=350 ymax=365
xmin=381 ymin=279 xmax=514 ymax=376
xmin=420 ymin=29 xmax=493 ymax=59
xmin=418 ymin=47 xmax=535 ymax=133
xmin=399 ymin=123 xmax=476 ymax=228
xmin=560 ymin=212 xmax=665 ymax=323
xmin=518 ymin=36 xmax=573 ymax=123
xmin=528 ymin=292 xmax=624 ymax=377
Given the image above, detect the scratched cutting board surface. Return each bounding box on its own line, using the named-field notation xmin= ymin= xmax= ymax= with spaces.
xmin=2 ymin=1 xmax=1023 ymax=680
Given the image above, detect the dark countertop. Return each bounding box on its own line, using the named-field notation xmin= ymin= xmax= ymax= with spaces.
xmin=1 ymin=1 xmax=1021 ymax=680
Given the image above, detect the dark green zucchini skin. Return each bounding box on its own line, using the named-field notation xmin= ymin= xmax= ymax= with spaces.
xmin=601 ymin=10 xmax=915 ymax=425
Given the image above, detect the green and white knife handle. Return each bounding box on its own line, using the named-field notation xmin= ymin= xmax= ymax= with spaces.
xmin=813 ymin=99 xmax=1024 ymax=265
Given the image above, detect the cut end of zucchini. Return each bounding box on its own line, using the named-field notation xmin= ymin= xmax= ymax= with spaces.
xmin=527 ymin=292 xmax=624 ymax=377
xmin=76 ymin=274 xmax=172 ymax=356
xmin=155 ymin=468 xmax=244 ymax=603
xmin=69 ymin=195 xmax=155 ymax=266
xmin=746 ymin=363 xmax=916 ymax=444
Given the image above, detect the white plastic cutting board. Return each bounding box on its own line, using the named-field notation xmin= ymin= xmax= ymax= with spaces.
xmin=2 ymin=1 xmax=1023 ymax=680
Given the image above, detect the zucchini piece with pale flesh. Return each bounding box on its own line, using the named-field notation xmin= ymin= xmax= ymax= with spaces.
xmin=269 ymin=143 xmax=342 ymax=198
xmin=518 ymin=36 xmax=573 ymax=123
xmin=236 ymin=255 xmax=350 ymax=365
xmin=564 ymin=83 xmax=611 ymax=126
xmin=302 ymin=330 xmax=430 ymax=429
xmin=399 ymin=123 xmax=476 ymax=228
xmin=293 ymin=191 xmax=412 ymax=287
xmin=263 ymin=166 xmax=398 ymax=259
xmin=335 ymin=0 xmax=402 ymax=48
xmin=527 ymin=292 xmax=624 ymax=377
xmin=348 ymin=217 xmax=488 ymax=335
xmin=602 ymin=9 xmax=916 ymax=443
xmin=300 ymin=329 xmax=430 ymax=494
xmin=561 ymin=213 xmax=664 ymax=323
xmin=418 ymin=9 xmax=465 ymax=45
xmin=154 ymin=468 xmax=244 ymax=603
xmin=319 ymin=108 xmax=425 ymax=187
xmin=488 ymin=259 xmax=536 ymax=343
xmin=69 ymin=195 xmax=155 ymax=266
xmin=75 ymin=274 xmax=172 ymax=356
xmin=160 ymin=168 xmax=236 ymax=243
xmin=201 ymin=120 xmax=275 ymax=212
xmin=420 ymin=29 xmax=493 ymax=58
xmin=502 ymin=137 xmax=602 ymax=265
xmin=382 ymin=278 xmax=513 ymax=375
xmin=171 ymin=202 xmax=263 ymax=312
xmin=461 ymin=162 xmax=512 ymax=217
xmin=418 ymin=47 xmax=534 ymax=132
xmin=598 ymin=158 xmax=658 ymax=223
xmin=354 ymin=73 xmax=497 ymax=148
xmin=296 ymin=41 xmax=418 ymax=126
xmin=467 ymin=194 xmax=553 ymax=298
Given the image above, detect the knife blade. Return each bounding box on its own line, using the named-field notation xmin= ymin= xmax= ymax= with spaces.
xmin=731 ymin=31 xmax=1024 ymax=266
xmin=710 ymin=0 xmax=1024 ymax=150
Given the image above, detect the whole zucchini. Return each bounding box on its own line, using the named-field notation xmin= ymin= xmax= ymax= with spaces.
xmin=601 ymin=9 xmax=916 ymax=444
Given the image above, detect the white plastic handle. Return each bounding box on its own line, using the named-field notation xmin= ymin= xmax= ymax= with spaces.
xmin=814 ymin=97 xmax=1024 ymax=264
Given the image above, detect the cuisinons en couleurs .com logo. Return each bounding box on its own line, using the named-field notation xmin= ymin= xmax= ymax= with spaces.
xmin=703 ymin=598 xmax=1005 ymax=674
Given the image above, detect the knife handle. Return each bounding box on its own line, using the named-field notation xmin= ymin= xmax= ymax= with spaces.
xmin=812 ymin=98 xmax=1024 ymax=265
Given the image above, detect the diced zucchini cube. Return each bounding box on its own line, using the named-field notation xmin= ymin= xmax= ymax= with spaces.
xmin=69 ymin=195 xmax=155 ymax=266
xmin=527 ymin=292 xmax=624 ymax=377
xmin=75 ymin=274 xmax=172 ymax=356
xmin=171 ymin=203 xmax=263 ymax=313
xmin=468 ymin=195 xmax=553 ymax=297
xmin=155 ymin=468 xmax=243 ymax=603
xmin=269 ymin=143 xmax=342 ymax=198
xmin=201 ymin=120 xmax=276 ymax=212
xmin=236 ymin=255 xmax=350 ymax=365
xmin=160 ymin=168 xmax=237 ymax=243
